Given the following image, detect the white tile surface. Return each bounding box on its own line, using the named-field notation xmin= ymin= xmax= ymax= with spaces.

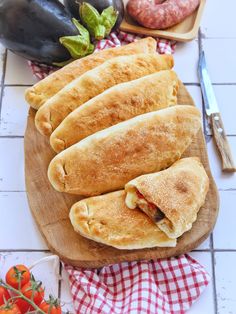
xmin=188 ymin=252 xmax=215 ymax=314
xmin=185 ymin=85 xmax=208 ymax=132
xmin=203 ymin=38 xmax=236 ymax=83
xmin=0 ymin=252 xmax=59 ymax=298
xmin=0 ymin=138 xmax=25 ymax=191
xmin=201 ymin=0 xmax=236 ymax=39
xmin=0 ymin=87 xmax=29 ymax=136
xmin=207 ymin=136 xmax=236 ymax=190
xmin=60 ymin=267 xmax=75 ymax=313
xmin=185 ymin=85 xmax=203 ymax=112
xmin=5 ymin=51 xmax=37 ymax=85
xmin=186 ymin=85 xmax=214 ymax=137
xmin=206 ymin=85 xmax=236 ymax=136
xmin=174 ymin=39 xmax=199 ymax=83
xmin=195 ymin=236 xmax=211 ymax=250
xmin=0 ymin=192 xmax=47 ymax=250
xmin=214 ymin=191 xmax=236 ymax=250
xmin=215 ymin=252 xmax=236 ymax=314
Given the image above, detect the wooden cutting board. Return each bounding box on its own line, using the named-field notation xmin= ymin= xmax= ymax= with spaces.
xmin=25 ymin=82 xmax=219 ymax=268
xmin=120 ymin=0 xmax=206 ymax=42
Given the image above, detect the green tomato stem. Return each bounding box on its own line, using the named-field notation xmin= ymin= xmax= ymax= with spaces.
xmin=0 ymin=280 xmax=45 ymax=314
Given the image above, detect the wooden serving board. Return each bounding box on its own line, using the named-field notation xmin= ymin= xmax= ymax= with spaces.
xmin=25 ymin=83 xmax=219 ymax=268
xmin=120 ymin=0 xmax=206 ymax=42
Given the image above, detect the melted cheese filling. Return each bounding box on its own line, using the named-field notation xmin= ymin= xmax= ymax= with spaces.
xmin=126 ymin=189 xmax=165 ymax=222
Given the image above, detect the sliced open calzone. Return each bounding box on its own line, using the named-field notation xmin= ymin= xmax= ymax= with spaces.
xmin=125 ymin=158 xmax=209 ymax=239
xmin=69 ymin=190 xmax=176 ymax=250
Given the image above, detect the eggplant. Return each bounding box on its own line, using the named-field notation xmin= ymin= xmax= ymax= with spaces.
xmin=64 ymin=0 xmax=124 ymax=30
xmin=0 ymin=0 xmax=94 ymax=64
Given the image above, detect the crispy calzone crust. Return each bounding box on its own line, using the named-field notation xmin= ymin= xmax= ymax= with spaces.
xmin=48 ymin=105 xmax=201 ymax=196
xmin=125 ymin=157 xmax=209 ymax=239
xmin=50 ymin=70 xmax=179 ymax=153
xmin=25 ymin=37 xmax=156 ymax=110
xmin=35 ymin=53 xmax=174 ymax=136
xmin=69 ymin=190 xmax=176 ymax=250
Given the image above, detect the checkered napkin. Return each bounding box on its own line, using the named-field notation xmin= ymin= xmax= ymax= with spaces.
xmin=64 ymin=255 xmax=210 ymax=314
xmin=28 ymin=31 xmax=209 ymax=313
xmin=28 ymin=31 xmax=176 ymax=80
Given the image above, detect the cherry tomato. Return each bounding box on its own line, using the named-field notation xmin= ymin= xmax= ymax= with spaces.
xmin=14 ymin=300 xmax=32 ymax=314
xmin=137 ymin=191 xmax=145 ymax=199
xmin=39 ymin=299 xmax=62 ymax=314
xmin=0 ymin=303 xmax=21 ymax=314
xmin=0 ymin=287 xmax=10 ymax=306
xmin=16 ymin=280 xmax=44 ymax=314
xmin=5 ymin=265 xmax=30 ymax=290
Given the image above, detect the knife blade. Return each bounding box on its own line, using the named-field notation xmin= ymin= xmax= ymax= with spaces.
xmin=198 ymin=51 xmax=235 ymax=172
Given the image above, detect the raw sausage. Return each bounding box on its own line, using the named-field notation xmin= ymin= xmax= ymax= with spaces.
xmin=127 ymin=0 xmax=200 ymax=29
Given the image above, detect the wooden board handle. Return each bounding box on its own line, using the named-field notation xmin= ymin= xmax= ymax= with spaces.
xmin=211 ymin=112 xmax=236 ymax=172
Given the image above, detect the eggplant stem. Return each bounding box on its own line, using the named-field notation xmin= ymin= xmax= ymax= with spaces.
xmin=94 ymin=25 xmax=106 ymax=40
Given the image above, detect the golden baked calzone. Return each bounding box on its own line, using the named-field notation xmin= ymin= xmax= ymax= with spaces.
xmin=50 ymin=70 xmax=179 ymax=153
xmin=69 ymin=190 xmax=176 ymax=250
xmin=35 ymin=53 xmax=174 ymax=136
xmin=25 ymin=37 xmax=156 ymax=110
xmin=125 ymin=157 xmax=209 ymax=239
xmin=48 ymin=105 xmax=201 ymax=196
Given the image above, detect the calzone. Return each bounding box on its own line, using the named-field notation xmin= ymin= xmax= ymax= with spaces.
xmin=125 ymin=157 xmax=209 ymax=239
xmin=69 ymin=190 xmax=176 ymax=250
xmin=50 ymin=70 xmax=179 ymax=153
xmin=48 ymin=105 xmax=201 ymax=196
xmin=25 ymin=37 xmax=156 ymax=110
xmin=35 ymin=53 xmax=174 ymax=136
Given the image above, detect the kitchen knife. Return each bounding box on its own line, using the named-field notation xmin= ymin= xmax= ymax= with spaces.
xmin=198 ymin=51 xmax=235 ymax=172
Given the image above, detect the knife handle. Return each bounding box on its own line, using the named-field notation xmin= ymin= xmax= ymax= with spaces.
xmin=211 ymin=112 xmax=236 ymax=172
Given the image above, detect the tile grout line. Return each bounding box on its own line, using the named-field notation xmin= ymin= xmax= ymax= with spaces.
xmin=0 ymin=249 xmax=50 ymax=252
xmin=212 ymin=82 xmax=236 ymax=86
xmin=0 ymin=136 xmax=24 ymax=138
xmin=0 ymin=190 xmax=26 ymax=192
xmin=0 ymin=49 xmax=7 ymax=119
xmin=208 ymin=134 xmax=236 ymax=137
xmin=58 ymin=262 xmax=62 ymax=300
xmin=210 ymin=233 xmax=218 ymax=314
xmin=4 ymin=84 xmax=33 ymax=87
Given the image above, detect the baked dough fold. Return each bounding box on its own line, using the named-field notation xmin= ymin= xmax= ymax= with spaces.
xmin=35 ymin=53 xmax=174 ymax=136
xmin=25 ymin=37 xmax=157 ymax=109
xmin=125 ymin=157 xmax=209 ymax=238
xmin=69 ymin=190 xmax=176 ymax=249
xmin=48 ymin=105 xmax=201 ymax=196
xmin=50 ymin=70 xmax=179 ymax=153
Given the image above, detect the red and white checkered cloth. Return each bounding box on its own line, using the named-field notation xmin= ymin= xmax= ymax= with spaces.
xmin=64 ymin=254 xmax=210 ymax=314
xmin=28 ymin=31 xmax=176 ymax=80
xmin=29 ymin=32 xmax=209 ymax=314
